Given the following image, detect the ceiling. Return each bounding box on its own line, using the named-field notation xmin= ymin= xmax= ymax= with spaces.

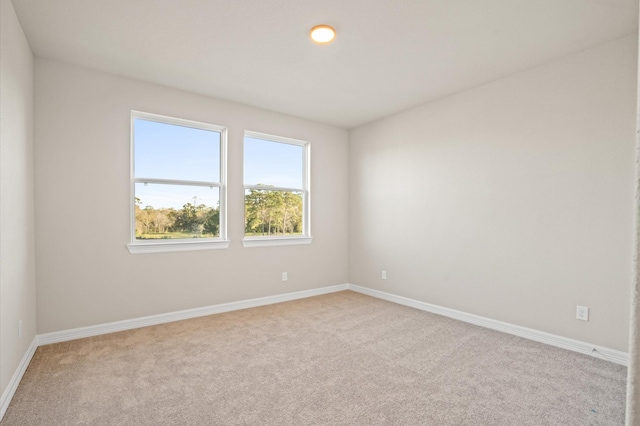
xmin=11 ymin=0 xmax=639 ymax=129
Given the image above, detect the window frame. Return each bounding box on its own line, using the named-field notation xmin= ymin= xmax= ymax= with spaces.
xmin=242 ymin=130 xmax=312 ymax=247
xmin=127 ymin=111 xmax=229 ymax=254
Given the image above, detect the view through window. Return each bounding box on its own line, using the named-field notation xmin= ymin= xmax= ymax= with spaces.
xmin=132 ymin=113 xmax=225 ymax=242
xmin=244 ymin=132 xmax=309 ymax=238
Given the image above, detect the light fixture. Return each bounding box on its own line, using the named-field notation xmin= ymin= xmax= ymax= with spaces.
xmin=310 ymin=25 xmax=336 ymax=44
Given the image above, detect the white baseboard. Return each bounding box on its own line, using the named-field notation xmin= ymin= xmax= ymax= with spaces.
xmin=37 ymin=284 xmax=349 ymax=346
xmin=347 ymin=284 xmax=628 ymax=366
xmin=0 ymin=282 xmax=628 ymax=423
xmin=0 ymin=337 xmax=37 ymax=420
xmin=35 ymin=282 xmax=630 ymax=365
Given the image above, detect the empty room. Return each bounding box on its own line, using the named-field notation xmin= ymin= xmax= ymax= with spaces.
xmin=1 ymin=0 xmax=640 ymax=424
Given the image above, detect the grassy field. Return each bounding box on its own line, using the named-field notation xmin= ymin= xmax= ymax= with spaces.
xmin=138 ymin=231 xmax=302 ymax=239
xmin=136 ymin=231 xmax=217 ymax=240
xmin=244 ymin=232 xmax=302 ymax=237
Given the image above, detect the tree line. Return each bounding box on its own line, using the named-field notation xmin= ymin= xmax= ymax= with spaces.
xmin=135 ymin=197 xmax=219 ymax=239
xmin=244 ymin=189 xmax=303 ymax=236
xmin=135 ymin=189 xmax=302 ymax=239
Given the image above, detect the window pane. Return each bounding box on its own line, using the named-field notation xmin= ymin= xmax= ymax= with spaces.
xmin=135 ymin=183 xmax=220 ymax=239
xmin=244 ymin=189 xmax=303 ymax=236
xmin=244 ymin=137 xmax=303 ymax=188
xmin=134 ymin=118 xmax=220 ymax=182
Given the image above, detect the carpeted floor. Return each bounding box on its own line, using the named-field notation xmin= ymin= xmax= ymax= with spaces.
xmin=1 ymin=291 xmax=627 ymax=425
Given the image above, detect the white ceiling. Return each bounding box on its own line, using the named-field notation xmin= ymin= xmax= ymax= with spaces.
xmin=11 ymin=0 xmax=639 ymax=129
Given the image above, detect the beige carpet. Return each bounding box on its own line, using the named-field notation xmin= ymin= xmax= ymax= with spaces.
xmin=1 ymin=291 xmax=627 ymax=425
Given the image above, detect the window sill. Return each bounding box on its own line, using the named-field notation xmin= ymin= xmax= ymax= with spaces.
xmin=242 ymin=236 xmax=313 ymax=248
xmin=127 ymin=239 xmax=231 ymax=254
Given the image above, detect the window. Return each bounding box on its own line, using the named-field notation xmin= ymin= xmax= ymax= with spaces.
xmin=128 ymin=111 xmax=229 ymax=254
xmin=243 ymin=131 xmax=311 ymax=247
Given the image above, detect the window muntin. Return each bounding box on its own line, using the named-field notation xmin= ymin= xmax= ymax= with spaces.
xmin=243 ymin=132 xmax=310 ymax=243
xmin=129 ymin=112 xmax=227 ymax=252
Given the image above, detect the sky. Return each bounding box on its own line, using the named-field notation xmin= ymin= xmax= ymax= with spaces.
xmin=134 ymin=118 xmax=304 ymax=210
xmin=244 ymin=136 xmax=303 ymax=189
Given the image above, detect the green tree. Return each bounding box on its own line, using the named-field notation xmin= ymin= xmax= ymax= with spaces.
xmin=244 ymin=188 xmax=303 ymax=236
xmin=203 ymin=208 xmax=220 ymax=236
xmin=172 ymin=197 xmax=218 ymax=237
xmin=281 ymin=191 xmax=302 ymax=234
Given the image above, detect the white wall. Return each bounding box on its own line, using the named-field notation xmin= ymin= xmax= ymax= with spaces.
xmin=34 ymin=58 xmax=349 ymax=333
xmin=625 ymin=25 xmax=640 ymax=426
xmin=349 ymin=35 xmax=637 ymax=352
xmin=0 ymin=0 xmax=36 ymax=397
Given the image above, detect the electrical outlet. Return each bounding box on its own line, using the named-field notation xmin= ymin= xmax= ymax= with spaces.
xmin=282 ymin=272 xmax=288 ymax=282
xmin=576 ymin=306 xmax=589 ymax=321
xmin=381 ymin=270 xmax=387 ymax=280
xmin=18 ymin=320 xmax=23 ymax=339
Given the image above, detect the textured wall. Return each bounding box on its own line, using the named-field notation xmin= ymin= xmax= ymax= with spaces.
xmin=349 ymin=35 xmax=637 ymax=352
xmin=0 ymin=0 xmax=37 ymax=397
xmin=34 ymin=58 xmax=349 ymax=333
xmin=625 ymin=21 xmax=640 ymax=426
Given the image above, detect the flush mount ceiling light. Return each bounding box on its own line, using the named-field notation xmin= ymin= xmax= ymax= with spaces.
xmin=310 ymin=25 xmax=336 ymax=44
